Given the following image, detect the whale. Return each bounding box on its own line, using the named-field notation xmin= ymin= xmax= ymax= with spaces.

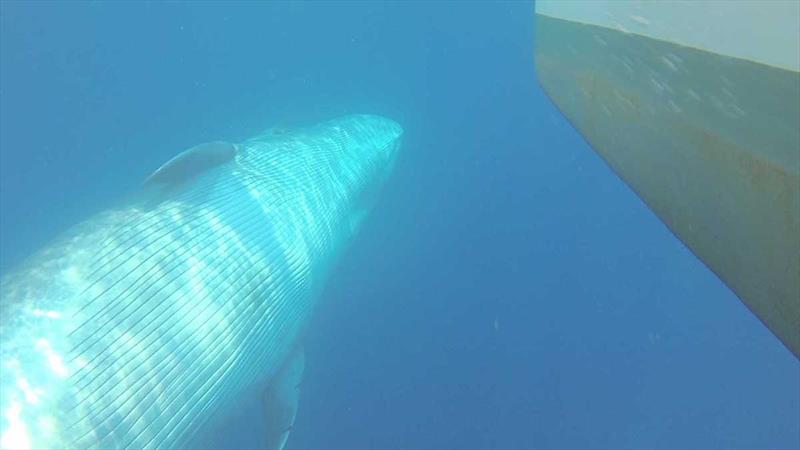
xmin=0 ymin=114 xmax=403 ymax=449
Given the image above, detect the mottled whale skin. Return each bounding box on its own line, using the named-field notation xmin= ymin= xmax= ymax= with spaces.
xmin=0 ymin=114 xmax=403 ymax=449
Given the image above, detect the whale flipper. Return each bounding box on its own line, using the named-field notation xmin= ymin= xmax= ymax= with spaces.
xmin=143 ymin=140 xmax=237 ymax=187
xmin=263 ymin=348 xmax=305 ymax=450
xmin=139 ymin=140 xmax=238 ymax=208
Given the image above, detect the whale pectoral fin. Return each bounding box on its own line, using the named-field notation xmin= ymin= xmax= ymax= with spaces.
xmin=143 ymin=141 xmax=237 ymax=188
xmin=136 ymin=141 xmax=237 ymax=210
xmin=263 ymin=347 xmax=305 ymax=450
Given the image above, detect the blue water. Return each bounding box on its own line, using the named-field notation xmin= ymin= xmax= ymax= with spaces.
xmin=1 ymin=2 xmax=798 ymax=449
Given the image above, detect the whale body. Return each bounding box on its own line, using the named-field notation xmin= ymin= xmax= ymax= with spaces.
xmin=0 ymin=114 xmax=403 ymax=449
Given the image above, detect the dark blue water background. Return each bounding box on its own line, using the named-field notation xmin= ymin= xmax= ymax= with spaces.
xmin=1 ymin=2 xmax=798 ymax=449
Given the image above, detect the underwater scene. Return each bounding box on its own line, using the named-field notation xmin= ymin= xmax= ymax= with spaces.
xmin=0 ymin=2 xmax=798 ymax=449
